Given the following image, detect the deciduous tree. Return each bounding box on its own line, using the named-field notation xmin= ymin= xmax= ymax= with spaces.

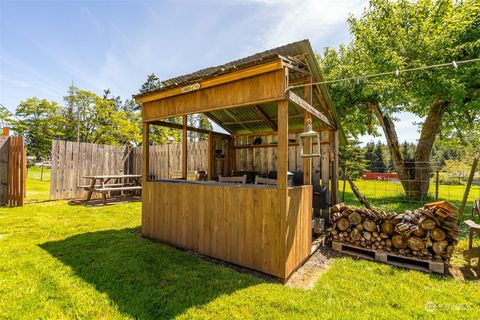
xmin=320 ymin=0 xmax=480 ymax=199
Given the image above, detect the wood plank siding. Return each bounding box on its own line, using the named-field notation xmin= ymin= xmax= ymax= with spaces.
xmin=142 ymin=181 xmax=312 ymax=279
xmin=141 ymin=69 xmax=285 ymax=121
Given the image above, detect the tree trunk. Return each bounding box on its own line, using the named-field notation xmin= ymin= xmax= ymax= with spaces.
xmin=413 ymin=97 xmax=448 ymax=200
xmin=370 ymin=97 xmax=447 ymax=201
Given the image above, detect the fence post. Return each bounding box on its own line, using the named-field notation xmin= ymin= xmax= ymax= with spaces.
xmin=435 ymin=168 xmax=439 ymax=201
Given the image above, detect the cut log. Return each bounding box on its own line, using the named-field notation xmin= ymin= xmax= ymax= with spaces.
xmin=331 ymin=203 xmax=347 ymax=213
xmin=380 ymin=221 xmax=394 ymax=235
xmin=363 ymin=219 xmax=376 ymax=232
xmin=430 ymin=228 xmax=447 ymax=242
xmin=350 ymin=229 xmax=362 ymax=241
xmin=432 ymin=240 xmax=448 ymax=255
xmin=407 ymin=237 xmax=425 ymax=251
xmin=420 ymin=218 xmax=436 ymax=230
xmin=363 ymin=231 xmax=372 ymax=241
xmin=412 ymin=228 xmax=426 ymax=238
xmin=348 ymin=211 xmax=362 ymax=225
xmin=392 ymin=235 xmax=408 ymax=249
xmin=337 ymin=218 xmax=350 ymax=231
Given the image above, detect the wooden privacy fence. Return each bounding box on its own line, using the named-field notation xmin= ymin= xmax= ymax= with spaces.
xmin=0 ymin=136 xmax=26 ymax=206
xmin=50 ymin=140 xmax=134 ymax=200
xmin=50 ymin=134 xmax=331 ymax=200
xmin=50 ymin=140 xmax=209 ymax=200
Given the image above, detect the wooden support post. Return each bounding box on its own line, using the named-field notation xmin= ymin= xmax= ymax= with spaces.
xmin=142 ymin=122 xmax=150 ymax=183
xmin=207 ymin=131 xmax=213 ymax=180
xmin=303 ymin=77 xmax=312 ymax=185
xmin=2 ymin=127 xmax=9 ymax=136
xmin=182 ymin=115 xmax=187 ymax=180
xmin=330 ymin=130 xmax=339 ymax=205
xmin=277 ymin=100 xmax=289 ymax=189
xmin=227 ymin=137 xmax=236 ymax=175
xmin=321 ymin=130 xmax=330 ymax=223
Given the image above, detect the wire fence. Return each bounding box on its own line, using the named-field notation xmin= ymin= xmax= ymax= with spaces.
xmin=342 ymin=162 xmax=480 ymax=213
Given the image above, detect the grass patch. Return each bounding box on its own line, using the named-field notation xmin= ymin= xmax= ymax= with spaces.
xmin=25 ymin=166 xmax=51 ymax=203
xmin=1 ymin=199 xmax=479 ymax=318
xmin=0 ymin=173 xmax=478 ymax=318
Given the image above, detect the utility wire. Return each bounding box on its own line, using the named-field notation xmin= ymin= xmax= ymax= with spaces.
xmin=287 ymin=58 xmax=480 ymax=90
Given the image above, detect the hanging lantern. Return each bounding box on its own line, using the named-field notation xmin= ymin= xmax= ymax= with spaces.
xmin=298 ymin=120 xmax=321 ymax=158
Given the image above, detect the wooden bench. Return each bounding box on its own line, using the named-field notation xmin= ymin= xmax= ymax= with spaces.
xmin=83 ymin=175 xmax=142 ymax=205
xmin=78 ymin=183 xmax=124 ymax=190
xmin=94 ymin=186 xmax=142 ymax=205
xmin=254 ymin=176 xmax=277 ymax=185
xmin=219 ymin=175 xmax=247 ymax=185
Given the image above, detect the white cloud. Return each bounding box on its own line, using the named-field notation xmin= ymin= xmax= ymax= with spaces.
xmin=250 ymin=0 xmax=366 ymax=49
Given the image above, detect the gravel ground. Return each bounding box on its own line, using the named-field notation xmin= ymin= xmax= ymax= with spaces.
xmin=286 ymin=242 xmax=343 ymax=289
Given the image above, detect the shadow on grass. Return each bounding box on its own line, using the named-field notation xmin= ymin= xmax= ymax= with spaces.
xmin=67 ymin=196 xmax=141 ymax=207
xmin=40 ymin=228 xmax=264 ymax=319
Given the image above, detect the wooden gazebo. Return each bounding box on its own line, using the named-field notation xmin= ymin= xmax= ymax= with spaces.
xmin=134 ymin=39 xmax=344 ymax=280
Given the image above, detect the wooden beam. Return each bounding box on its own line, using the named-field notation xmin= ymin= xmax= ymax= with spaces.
xmin=289 ymin=75 xmax=312 ymax=86
xmin=223 ymin=119 xmax=263 ymax=125
xmin=251 ymin=105 xmax=277 ymax=130
xmin=204 ymin=112 xmax=234 ymax=134
xmin=142 ymin=122 xmax=150 ymax=183
xmin=149 ymin=120 xmax=231 ymax=138
xmin=282 ymin=61 xmax=311 ymax=75
xmin=330 ymin=130 xmax=340 ymax=205
xmin=182 ymin=115 xmax=187 ymax=180
xmin=228 ymin=137 xmax=236 ymax=175
xmin=321 ymin=130 xmax=331 ymax=224
xmin=277 ymin=100 xmax=289 ymax=190
xmin=223 ymin=108 xmax=252 ymax=133
xmin=233 ymin=141 xmax=330 ymax=149
xmin=303 ymin=76 xmax=312 ymax=186
xmin=207 ymin=132 xmax=213 ymax=180
xmin=287 ymin=91 xmax=335 ymax=129
xmin=136 ymin=60 xmax=283 ymax=104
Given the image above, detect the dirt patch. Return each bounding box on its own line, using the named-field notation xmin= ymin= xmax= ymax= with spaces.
xmin=286 ymin=244 xmax=342 ymax=289
xmin=448 ymin=265 xmax=479 ymax=280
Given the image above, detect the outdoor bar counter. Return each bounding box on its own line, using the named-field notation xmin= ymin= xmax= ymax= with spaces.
xmin=142 ymin=179 xmax=312 ymax=279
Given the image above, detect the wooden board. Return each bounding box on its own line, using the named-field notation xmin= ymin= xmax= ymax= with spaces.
xmin=332 ymin=241 xmax=445 ymax=274
xmin=0 ymin=137 xmax=9 ymax=205
xmin=6 ymin=136 xmax=25 ymax=206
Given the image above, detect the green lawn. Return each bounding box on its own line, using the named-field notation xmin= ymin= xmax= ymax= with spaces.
xmin=25 ymin=166 xmax=51 ymax=203
xmin=0 ymin=173 xmax=479 ymax=319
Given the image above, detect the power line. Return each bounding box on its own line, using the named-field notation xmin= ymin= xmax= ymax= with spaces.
xmin=287 ymin=58 xmax=480 ymax=90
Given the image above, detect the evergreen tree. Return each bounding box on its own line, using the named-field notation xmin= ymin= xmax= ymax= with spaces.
xmin=364 ymin=142 xmax=375 ymax=172
xmin=373 ymin=142 xmax=386 ymax=173
xmin=340 ymin=138 xmax=368 ymax=180
xmin=401 ymin=141 xmax=413 ymax=163
xmin=140 ymin=74 xmax=162 ymax=93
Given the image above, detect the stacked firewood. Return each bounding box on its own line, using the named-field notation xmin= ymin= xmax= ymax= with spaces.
xmin=330 ymin=201 xmax=459 ymax=262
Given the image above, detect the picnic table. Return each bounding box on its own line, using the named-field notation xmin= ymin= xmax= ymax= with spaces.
xmin=81 ymin=174 xmax=142 ymax=205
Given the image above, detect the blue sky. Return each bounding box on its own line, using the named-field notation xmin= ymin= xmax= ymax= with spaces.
xmin=0 ymin=0 xmax=421 ymax=144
